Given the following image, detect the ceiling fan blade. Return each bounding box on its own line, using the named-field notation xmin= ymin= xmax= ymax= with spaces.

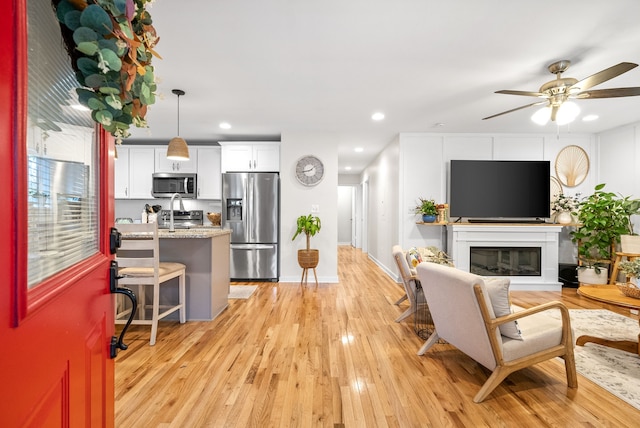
xmin=482 ymin=101 xmax=547 ymax=120
xmin=576 ymin=87 xmax=640 ymax=99
xmin=495 ymin=90 xmax=546 ymax=97
xmin=571 ymin=62 xmax=638 ymax=91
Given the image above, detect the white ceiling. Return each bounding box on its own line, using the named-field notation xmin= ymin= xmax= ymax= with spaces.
xmin=127 ymin=0 xmax=640 ymax=173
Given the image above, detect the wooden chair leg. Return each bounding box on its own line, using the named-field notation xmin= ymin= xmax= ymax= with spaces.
xmin=150 ymin=283 xmax=160 ymax=346
xmin=179 ymin=272 xmax=186 ymax=324
xmin=394 ymin=294 xmax=408 ymax=305
xmin=417 ymin=330 xmax=440 ymax=356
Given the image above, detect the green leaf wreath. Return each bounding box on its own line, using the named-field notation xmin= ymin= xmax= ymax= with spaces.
xmin=52 ymin=0 xmax=160 ymax=141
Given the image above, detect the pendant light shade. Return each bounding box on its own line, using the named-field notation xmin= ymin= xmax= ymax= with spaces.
xmin=167 ymin=89 xmax=190 ymax=160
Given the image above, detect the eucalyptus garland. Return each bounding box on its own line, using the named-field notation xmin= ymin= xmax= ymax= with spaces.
xmin=52 ymin=0 xmax=160 ymax=141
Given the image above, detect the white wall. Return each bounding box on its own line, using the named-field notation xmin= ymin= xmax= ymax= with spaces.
xmin=280 ymin=132 xmax=339 ymax=283
xmin=337 ymin=186 xmax=353 ymax=245
xmin=360 ymin=136 xmax=400 ymax=278
xmin=598 ymin=122 xmax=640 ymax=232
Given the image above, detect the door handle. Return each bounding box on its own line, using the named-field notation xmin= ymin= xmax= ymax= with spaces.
xmin=109 ymin=227 xmax=121 ymax=254
xmin=109 ymin=260 xmax=137 ymax=359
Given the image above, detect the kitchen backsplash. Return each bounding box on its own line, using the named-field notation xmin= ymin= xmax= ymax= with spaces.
xmin=115 ymin=198 xmax=222 ymax=223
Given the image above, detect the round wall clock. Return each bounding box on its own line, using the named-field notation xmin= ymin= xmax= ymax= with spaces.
xmin=295 ymin=155 xmax=324 ymax=186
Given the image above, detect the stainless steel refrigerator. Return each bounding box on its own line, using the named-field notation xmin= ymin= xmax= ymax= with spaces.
xmin=222 ymin=172 xmax=279 ymax=280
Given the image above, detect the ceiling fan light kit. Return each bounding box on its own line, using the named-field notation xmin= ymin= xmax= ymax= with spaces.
xmin=167 ymin=89 xmax=190 ymax=161
xmin=485 ymin=60 xmax=640 ymax=124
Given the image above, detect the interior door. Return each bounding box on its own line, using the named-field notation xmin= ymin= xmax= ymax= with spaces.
xmin=0 ymin=2 xmax=115 ymax=427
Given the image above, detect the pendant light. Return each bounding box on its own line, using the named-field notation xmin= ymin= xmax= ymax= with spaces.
xmin=166 ymin=89 xmax=190 ymax=160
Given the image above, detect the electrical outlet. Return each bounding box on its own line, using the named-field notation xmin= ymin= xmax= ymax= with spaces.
xmin=311 ymin=204 xmax=319 ymax=213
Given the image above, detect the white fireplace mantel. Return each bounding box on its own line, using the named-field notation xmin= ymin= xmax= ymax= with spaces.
xmin=447 ymin=224 xmax=563 ymax=291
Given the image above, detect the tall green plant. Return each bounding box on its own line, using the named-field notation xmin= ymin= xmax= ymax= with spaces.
xmin=570 ymin=184 xmax=632 ymax=267
xmin=292 ymin=214 xmax=321 ymax=250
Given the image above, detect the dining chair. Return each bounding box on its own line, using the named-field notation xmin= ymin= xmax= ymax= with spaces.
xmin=115 ymin=223 xmax=186 ymax=345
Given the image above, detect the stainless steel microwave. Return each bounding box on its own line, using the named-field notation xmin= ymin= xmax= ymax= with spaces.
xmin=151 ymin=173 xmax=197 ymax=198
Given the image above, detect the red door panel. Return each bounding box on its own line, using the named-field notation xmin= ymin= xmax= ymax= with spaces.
xmin=0 ymin=2 xmax=116 ymax=426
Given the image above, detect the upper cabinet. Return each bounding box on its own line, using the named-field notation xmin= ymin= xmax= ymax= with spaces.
xmin=196 ymin=147 xmax=222 ymax=199
xmin=154 ymin=147 xmax=198 ymax=173
xmin=115 ymin=146 xmax=155 ymax=199
xmin=219 ymin=142 xmax=280 ymax=172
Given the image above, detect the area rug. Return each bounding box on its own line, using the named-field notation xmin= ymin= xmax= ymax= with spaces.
xmin=547 ymin=309 xmax=640 ymax=410
xmin=228 ymin=285 xmax=257 ymax=299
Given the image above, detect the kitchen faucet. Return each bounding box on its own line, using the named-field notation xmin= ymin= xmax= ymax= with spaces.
xmin=169 ymin=192 xmax=185 ymax=232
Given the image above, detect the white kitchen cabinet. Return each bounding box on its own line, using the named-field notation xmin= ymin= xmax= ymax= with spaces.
xmin=219 ymin=142 xmax=279 ymax=172
xmin=196 ymin=147 xmax=222 ymax=199
xmin=154 ymin=147 xmax=198 ymax=173
xmin=115 ymin=146 xmax=155 ymax=199
xmin=114 ymin=146 xmax=130 ymax=198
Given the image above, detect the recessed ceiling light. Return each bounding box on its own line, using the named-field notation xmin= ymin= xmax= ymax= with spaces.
xmin=371 ymin=112 xmax=385 ymax=121
xmin=71 ymin=104 xmax=90 ymax=111
xmin=582 ymin=114 xmax=599 ymax=122
xmin=345 ymin=166 xmax=352 ymax=171
xmin=354 ymin=147 xmax=363 ymax=152
xmin=219 ymin=122 xmax=232 ymax=129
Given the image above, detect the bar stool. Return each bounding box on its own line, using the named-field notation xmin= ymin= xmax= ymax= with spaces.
xmin=115 ymin=223 xmax=186 ymax=345
xmin=609 ymin=252 xmax=640 ymax=284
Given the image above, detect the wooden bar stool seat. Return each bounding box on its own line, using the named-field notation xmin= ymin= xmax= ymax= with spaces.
xmin=609 ymin=252 xmax=640 ymax=285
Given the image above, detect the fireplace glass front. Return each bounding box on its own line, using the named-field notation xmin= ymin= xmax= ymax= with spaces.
xmin=470 ymin=247 xmax=541 ymax=276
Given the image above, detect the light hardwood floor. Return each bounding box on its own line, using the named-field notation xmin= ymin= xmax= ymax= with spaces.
xmin=115 ymin=246 xmax=640 ymax=427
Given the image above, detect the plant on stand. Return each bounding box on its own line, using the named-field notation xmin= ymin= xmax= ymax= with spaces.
xmin=292 ymin=214 xmax=322 ymax=270
xmin=619 ymin=196 xmax=640 ymax=253
xmin=415 ymin=198 xmax=438 ymax=223
xmin=550 ymin=193 xmax=580 ymax=224
xmin=570 ymin=184 xmax=630 ymax=284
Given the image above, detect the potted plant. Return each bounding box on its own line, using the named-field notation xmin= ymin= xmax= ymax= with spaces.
xmin=619 ymin=259 xmax=640 ymax=286
xmin=415 ymin=198 xmax=438 ymax=223
xmin=570 ymin=184 xmax=630 ymax=284
xmin=550 ymin=193 xmax=580 ymax=224
xmin=619 ymin=196 xmax=640 ymax=253
xmin=292 ymin=214 xmax=322 ymax=269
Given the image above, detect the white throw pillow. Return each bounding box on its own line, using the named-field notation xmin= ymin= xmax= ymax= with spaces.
xmin=483 ymin=277 xmax=523 ymax=340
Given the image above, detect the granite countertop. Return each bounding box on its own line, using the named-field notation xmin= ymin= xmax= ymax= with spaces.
xmin=121 ymin=228 xmax=232 ymax=239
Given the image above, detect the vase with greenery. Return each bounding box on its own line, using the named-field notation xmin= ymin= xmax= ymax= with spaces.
xmin=550 ymin=193 xmax=580 ymax=224
xmin=292 ymin=214 xmax=321 ymax=268
xmin=570 ymin=184 xmax=634 ymax=283
xmin=415 ymin=198 xmax=438 ymax=223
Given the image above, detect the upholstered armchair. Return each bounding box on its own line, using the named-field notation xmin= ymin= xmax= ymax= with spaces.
xmin=415 ymin=262 xmax=577 ymax=403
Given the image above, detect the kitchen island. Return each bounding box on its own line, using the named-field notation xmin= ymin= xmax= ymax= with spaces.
xmin=120 ymin=227 xmax=231 ymax=321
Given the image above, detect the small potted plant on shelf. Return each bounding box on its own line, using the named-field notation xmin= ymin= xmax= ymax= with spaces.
xmin=415 ymin=198 xmax=438 ymax=223
xmin=570 ymin=184 xmax=631 ymax=284
xmin=550 ymin=193 xmax=580 ymax=224
xmin=292 ymin=214 xmax=322 ymax=269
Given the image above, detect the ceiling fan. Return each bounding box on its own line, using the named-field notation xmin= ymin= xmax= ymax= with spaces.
xmin=483 ymin=60 xmax=640 ymax=122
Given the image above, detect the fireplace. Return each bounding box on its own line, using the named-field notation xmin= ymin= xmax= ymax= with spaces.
xmin=470 ymin=247 xmax=541 ymax=276
xmin=447 ymin=224 xmax=563 ymax=291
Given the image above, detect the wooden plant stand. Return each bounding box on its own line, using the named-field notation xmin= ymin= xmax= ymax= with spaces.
xmin=298 ymin=249 xmax=319 ymax=287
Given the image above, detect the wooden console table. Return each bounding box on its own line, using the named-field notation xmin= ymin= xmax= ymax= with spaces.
xmin=576 ymin=284 xmax=640 ymax=356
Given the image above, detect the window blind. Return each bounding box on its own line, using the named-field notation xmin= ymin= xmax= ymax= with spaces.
xmin=27 ymin=1 xmax=99 ymax=288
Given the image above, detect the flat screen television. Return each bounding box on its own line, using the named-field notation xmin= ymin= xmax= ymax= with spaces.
xmin=449 ymin=160 xmax=550 ymax=221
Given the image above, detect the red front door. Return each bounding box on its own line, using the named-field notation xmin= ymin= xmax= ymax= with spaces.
xmin=1 ymin=2 xmax=116 ymax=426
